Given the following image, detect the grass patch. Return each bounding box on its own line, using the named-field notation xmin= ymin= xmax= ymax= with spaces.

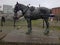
xmin=50 ymin=26 xmax=60 ymax=30
xmin=0 ymin=20 xmax=60 ymax=30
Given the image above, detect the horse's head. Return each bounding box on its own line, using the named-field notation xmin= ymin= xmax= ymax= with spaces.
xmin=14 ymin=2 xmax=27 ymax=13
xmin=14 ymin=2 xmax=20 ymax=14
xmin=14 ymin=2 xmax=27 ymax=19
xmin=14 ymin=2 xmax=27 ymax=16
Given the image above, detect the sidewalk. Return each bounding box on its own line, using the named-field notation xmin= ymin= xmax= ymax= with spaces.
xmin=2 ymin=28 xmax=60 ymax=44
xmin=0 ymin=32 xmax=6 ymax=40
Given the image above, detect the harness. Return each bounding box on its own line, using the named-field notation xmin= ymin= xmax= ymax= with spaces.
xmin=29 ymin=6 xmax=35 ymax=12
xmin=22 ymin=6 xmax=35 ymax=15
xmin=22 ymin=6 xmax=29 ymax=15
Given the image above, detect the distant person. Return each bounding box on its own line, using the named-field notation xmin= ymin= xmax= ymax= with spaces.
xmin=1 ymin=16 xmax=5 ymax=26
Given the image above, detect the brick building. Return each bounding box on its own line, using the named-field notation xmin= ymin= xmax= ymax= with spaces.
xmin=52 ymin=7 xmax=60 ymax=20
xmin=52 ymin=7 xmax=60 ymax=15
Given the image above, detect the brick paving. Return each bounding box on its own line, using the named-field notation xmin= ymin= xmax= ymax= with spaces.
xmin=0 ymin=32 xmax=6 ymax=40
xmin=2 ymin=27 xmax=60 ymax=44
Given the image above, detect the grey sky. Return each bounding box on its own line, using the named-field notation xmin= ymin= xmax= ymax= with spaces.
xmin=0 ymin=0 xmax=60 ymax=9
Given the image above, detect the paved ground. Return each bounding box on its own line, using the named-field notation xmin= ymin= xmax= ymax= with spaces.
xmin=2 ymin=27 xmax=60 ymax=44
xmin=0 ymin=32 xmax=6 ymax=40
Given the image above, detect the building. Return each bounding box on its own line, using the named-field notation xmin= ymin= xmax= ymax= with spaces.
xmin=3 ymin=5 xmax=13 ymax=14
xmin=52 ymin=7 xmax=60 ymax=20
xmin=52 ymin=7 xmax=60 ymax=15
xmin=0 ymin=5 xmax=3 ymax=11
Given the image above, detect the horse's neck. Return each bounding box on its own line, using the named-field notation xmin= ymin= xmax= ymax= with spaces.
xmin=21 ymin=6 xmax=29 ymax=15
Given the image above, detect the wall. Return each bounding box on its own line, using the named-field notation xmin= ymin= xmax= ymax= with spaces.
xmin=52 ymin=7 xmax=60 ymax=20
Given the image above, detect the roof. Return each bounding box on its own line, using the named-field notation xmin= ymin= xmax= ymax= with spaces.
xmin=52 ymin=7 xmax=60 ymax=9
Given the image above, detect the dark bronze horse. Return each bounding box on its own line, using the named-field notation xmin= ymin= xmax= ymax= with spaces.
xmin=14 ymin=2 xmax=54 ymax=35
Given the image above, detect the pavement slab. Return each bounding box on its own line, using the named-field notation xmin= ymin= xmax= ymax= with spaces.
xmin=2 ymin=29 xmax=60 ymax=44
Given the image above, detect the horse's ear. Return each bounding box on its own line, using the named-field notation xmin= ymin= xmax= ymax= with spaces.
xmin=16 ymin=2 xmax=19 ymax=4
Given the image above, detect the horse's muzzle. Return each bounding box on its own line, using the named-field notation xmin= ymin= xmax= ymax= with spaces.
xmin=14 ymin=13 xmax=18 ymax=17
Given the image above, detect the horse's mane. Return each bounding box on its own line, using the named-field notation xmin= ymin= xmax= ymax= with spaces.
xmin=18 ymin=3 xmax=28 ymax=8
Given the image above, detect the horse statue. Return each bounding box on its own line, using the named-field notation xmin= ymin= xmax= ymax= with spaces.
xmin=13 ymin=2 xmax=54 ymax=35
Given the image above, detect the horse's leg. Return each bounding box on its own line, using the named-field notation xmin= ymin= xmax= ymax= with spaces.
xmin=0 ymin=21 xmax=3 ymax=32
xmin=14 ymin=18 xmax=16 ymax=27
xmin=26 ymin=19 xmax=32 ymax=34
xmin=43 ymin=19 xmax=44 ymax=28
xmin=44 ymin=18 xmax=49 ymax=35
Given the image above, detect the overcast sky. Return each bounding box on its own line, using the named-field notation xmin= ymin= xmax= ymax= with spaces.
xmin=0 ymin=0 xmax=60 ymax=10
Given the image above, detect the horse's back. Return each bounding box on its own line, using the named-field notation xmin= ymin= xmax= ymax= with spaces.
xmin=30 ymin=7 xmax=51 ymax=15
xmin=39 ymin=7 xmax=51 ymax=14
xmin=29 ymin=6 xmax=35 ymax=12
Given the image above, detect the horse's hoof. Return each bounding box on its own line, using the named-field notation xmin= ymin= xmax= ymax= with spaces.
xmin=26 ymin=32 xmax=31 ymax=35
xmin=44 ymin=31 xmax=49 ymax=36
xmin=0 ymin=30 xmax=2 ymax=32
xmin=44 ymin=33 xmax=49 ymax=36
